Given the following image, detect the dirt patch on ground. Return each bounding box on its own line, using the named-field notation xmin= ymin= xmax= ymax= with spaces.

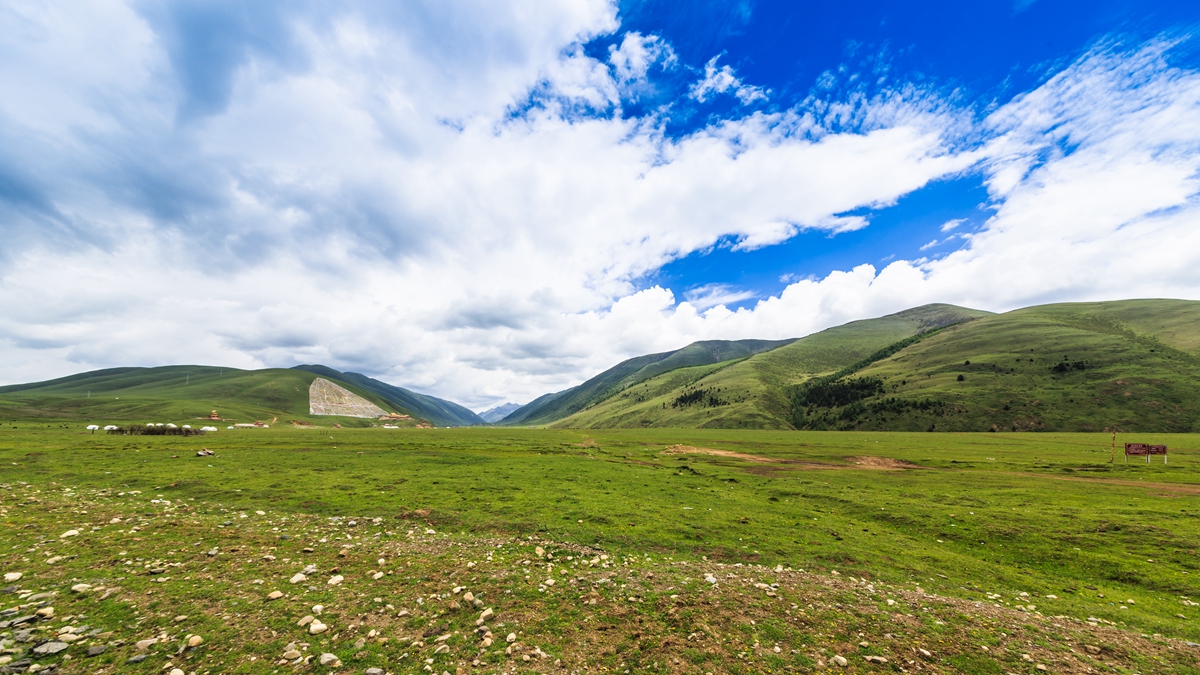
xmin=847 ymin=455 xmax=924 ymax=470
xmin=663 ymin=445 xmax=922 ymax=470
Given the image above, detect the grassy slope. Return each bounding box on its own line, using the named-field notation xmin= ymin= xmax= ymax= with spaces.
xmin=292 ymin=365 xmax=484 ymax=427
xmin=502 ymin=338 xmax=795 ymax=426
xmin=554 ymin=304 xmax=990 ymax=429
xmin=813 ymin=299 xmax=1200 ymax=432
xmin=0 ymin=365 xmax=406 ymax=426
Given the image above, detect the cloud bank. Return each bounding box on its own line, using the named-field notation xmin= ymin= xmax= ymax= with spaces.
xmin=1 ymin=2 xmax=1198 ymax=410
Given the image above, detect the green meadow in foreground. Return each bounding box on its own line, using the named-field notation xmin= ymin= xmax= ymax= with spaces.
xmin=1 ymin=425 xmax=1198 ymax=674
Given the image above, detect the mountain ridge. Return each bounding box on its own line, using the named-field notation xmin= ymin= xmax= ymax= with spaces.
xmin=499 ymin=338 xmax=797 ymax=426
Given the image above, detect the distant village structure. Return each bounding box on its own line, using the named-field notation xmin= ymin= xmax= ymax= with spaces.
xmin=308 ymin=377 xmax=387 ymax=418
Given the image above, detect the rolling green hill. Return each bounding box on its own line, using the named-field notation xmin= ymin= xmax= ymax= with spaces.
xmin=793 ymin=299 xmax=1200 ymax=432
xmin=499 ymin=338 xmax=796 ymax=426
xmin=550 ymin=303 xmax=988 ymax=429
xmin=0 ymin=364 xmax=481 ymax=427
xmin=549 ymin=299 xmax=1200 ymax=432
xmin=292 ymin=365 xmax=484 ymax=427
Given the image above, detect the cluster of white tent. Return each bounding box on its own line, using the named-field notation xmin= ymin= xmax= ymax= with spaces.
xmin=84 ymin=423 xmax=220 ymax=433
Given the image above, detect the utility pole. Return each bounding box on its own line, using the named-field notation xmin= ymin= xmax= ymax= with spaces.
xmin=1109 ymin=426 xmax=1118 ymax=463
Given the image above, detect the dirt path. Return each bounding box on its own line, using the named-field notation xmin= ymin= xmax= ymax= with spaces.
xmin=661 ymin=444 xmax=922 ymax=470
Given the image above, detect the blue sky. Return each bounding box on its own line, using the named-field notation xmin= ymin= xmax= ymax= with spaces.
xmin=1 ymin=0 xmax=1200 ymax=408
xmin=612 ymin=0 xmax=1200 ymax=309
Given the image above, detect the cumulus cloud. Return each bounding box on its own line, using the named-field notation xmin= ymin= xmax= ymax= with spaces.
xmin=608 ymin=31 xmax=676 ymax=84
xmin=0 ymin=2 xmax=1196 ymax=410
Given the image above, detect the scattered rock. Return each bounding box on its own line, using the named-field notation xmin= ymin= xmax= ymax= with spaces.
xmin=283 ymin=650 xmax=302 ymax=660
xmin=188 ymin=635 xmax=204 ymax=648
xmin=126 ymin=654 xmax=148 ymax=664
xmin=70 ymin=583 xmax=92 ymax=593
xmin=864 ymin=655 xmax=888 ymax=664
xmin=298 ymin=615 xmax=314 ymax=627
xmin=312 ymin=604 xmax=324 ymax=615
xmin=59 ymin=530 xmax=79 ymax=539
xmin=831 ymin=655 xmax=848 ymax=667
xmin=479 ymin=607 xmax=494 ymax=623
xmin=85 ymin=645 xmax=107 ymax=657
xmin=136 ymin=638 xmax=158 ymax=651
xmin=319 ymin=653 xmax=341 ymax=666
xmin=506 ymin=633 xmax=517 ymax=643
xmin=290 ymin=573 xmax=307 ymax=584
xmin=173 ymin=614 xmax=188 ymax=622
xmin=309 ymin=619 xmax=328 ymax=635
xmin=34 ymin=606 xmax=54 ymax=618
xmin=4 ymin=572 xmax=22 ymax=583
xmin=169 ymin=669 xmax=185 ymax=675
xmin=32 ymin=641 xmax=69 ymax=655
xmin=366 ymin=668 xmax=385 ymax=675
xmin=1084 ymin=645 xmax=1101 ymax=654
xmin=267 ymin=591 xmax=284 ymax=600
xmin=327 ymin=575 xmax=344 ymax=586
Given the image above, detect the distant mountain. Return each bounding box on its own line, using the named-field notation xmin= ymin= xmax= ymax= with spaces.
xmin=0 ymin=363 xmax=485 ymax=427
xmin=479 ymin=402 xmax=521 ymax=423
xmin=0 ymin=365 xmax=403 ymax=425
xmin=499 ymin=338 xmax=797 ymax=426
xmin=291 ymin=366 xmax=485 ymax=427
xmin=543 ymin=299 xmax=1200 ymax=432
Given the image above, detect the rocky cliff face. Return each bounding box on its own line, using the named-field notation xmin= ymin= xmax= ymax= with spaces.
xmin=308 ymin=378 xmax=386 ymax=418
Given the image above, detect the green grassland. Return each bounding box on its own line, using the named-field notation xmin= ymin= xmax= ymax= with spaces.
xmin=2 ymin=425 xmax=1199 ymax=673
xmin=547 ymin=300 xmax=1200 ymax=432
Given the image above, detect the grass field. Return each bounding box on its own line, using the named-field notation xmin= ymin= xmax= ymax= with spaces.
xmin=1 ymin=424 xmax=1198 ymax=673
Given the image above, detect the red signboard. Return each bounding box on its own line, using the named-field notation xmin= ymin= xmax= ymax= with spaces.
xmin=1125 ymin=442 xmax=1167 ymax=463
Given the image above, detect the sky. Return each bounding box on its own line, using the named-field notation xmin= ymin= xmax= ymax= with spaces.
xmin=2 ymin=1 xmax=1200 ymax=411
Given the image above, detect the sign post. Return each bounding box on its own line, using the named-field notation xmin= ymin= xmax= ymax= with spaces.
xmin=1124 ymin=443 xmax=1167 ymax=464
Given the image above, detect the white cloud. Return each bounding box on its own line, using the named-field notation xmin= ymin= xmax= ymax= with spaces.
xmin=608 ymin=31 xmax=676 ymax=84
xmin=0 ymin=5 xmax=1196 ymax=412
xmin=940 ymin=218 xmax=966 ymax=232
xmin=682 ymin=284 xmax=757 ymax=311
xmin=689 ymin=55 xmax=768 ymax=104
